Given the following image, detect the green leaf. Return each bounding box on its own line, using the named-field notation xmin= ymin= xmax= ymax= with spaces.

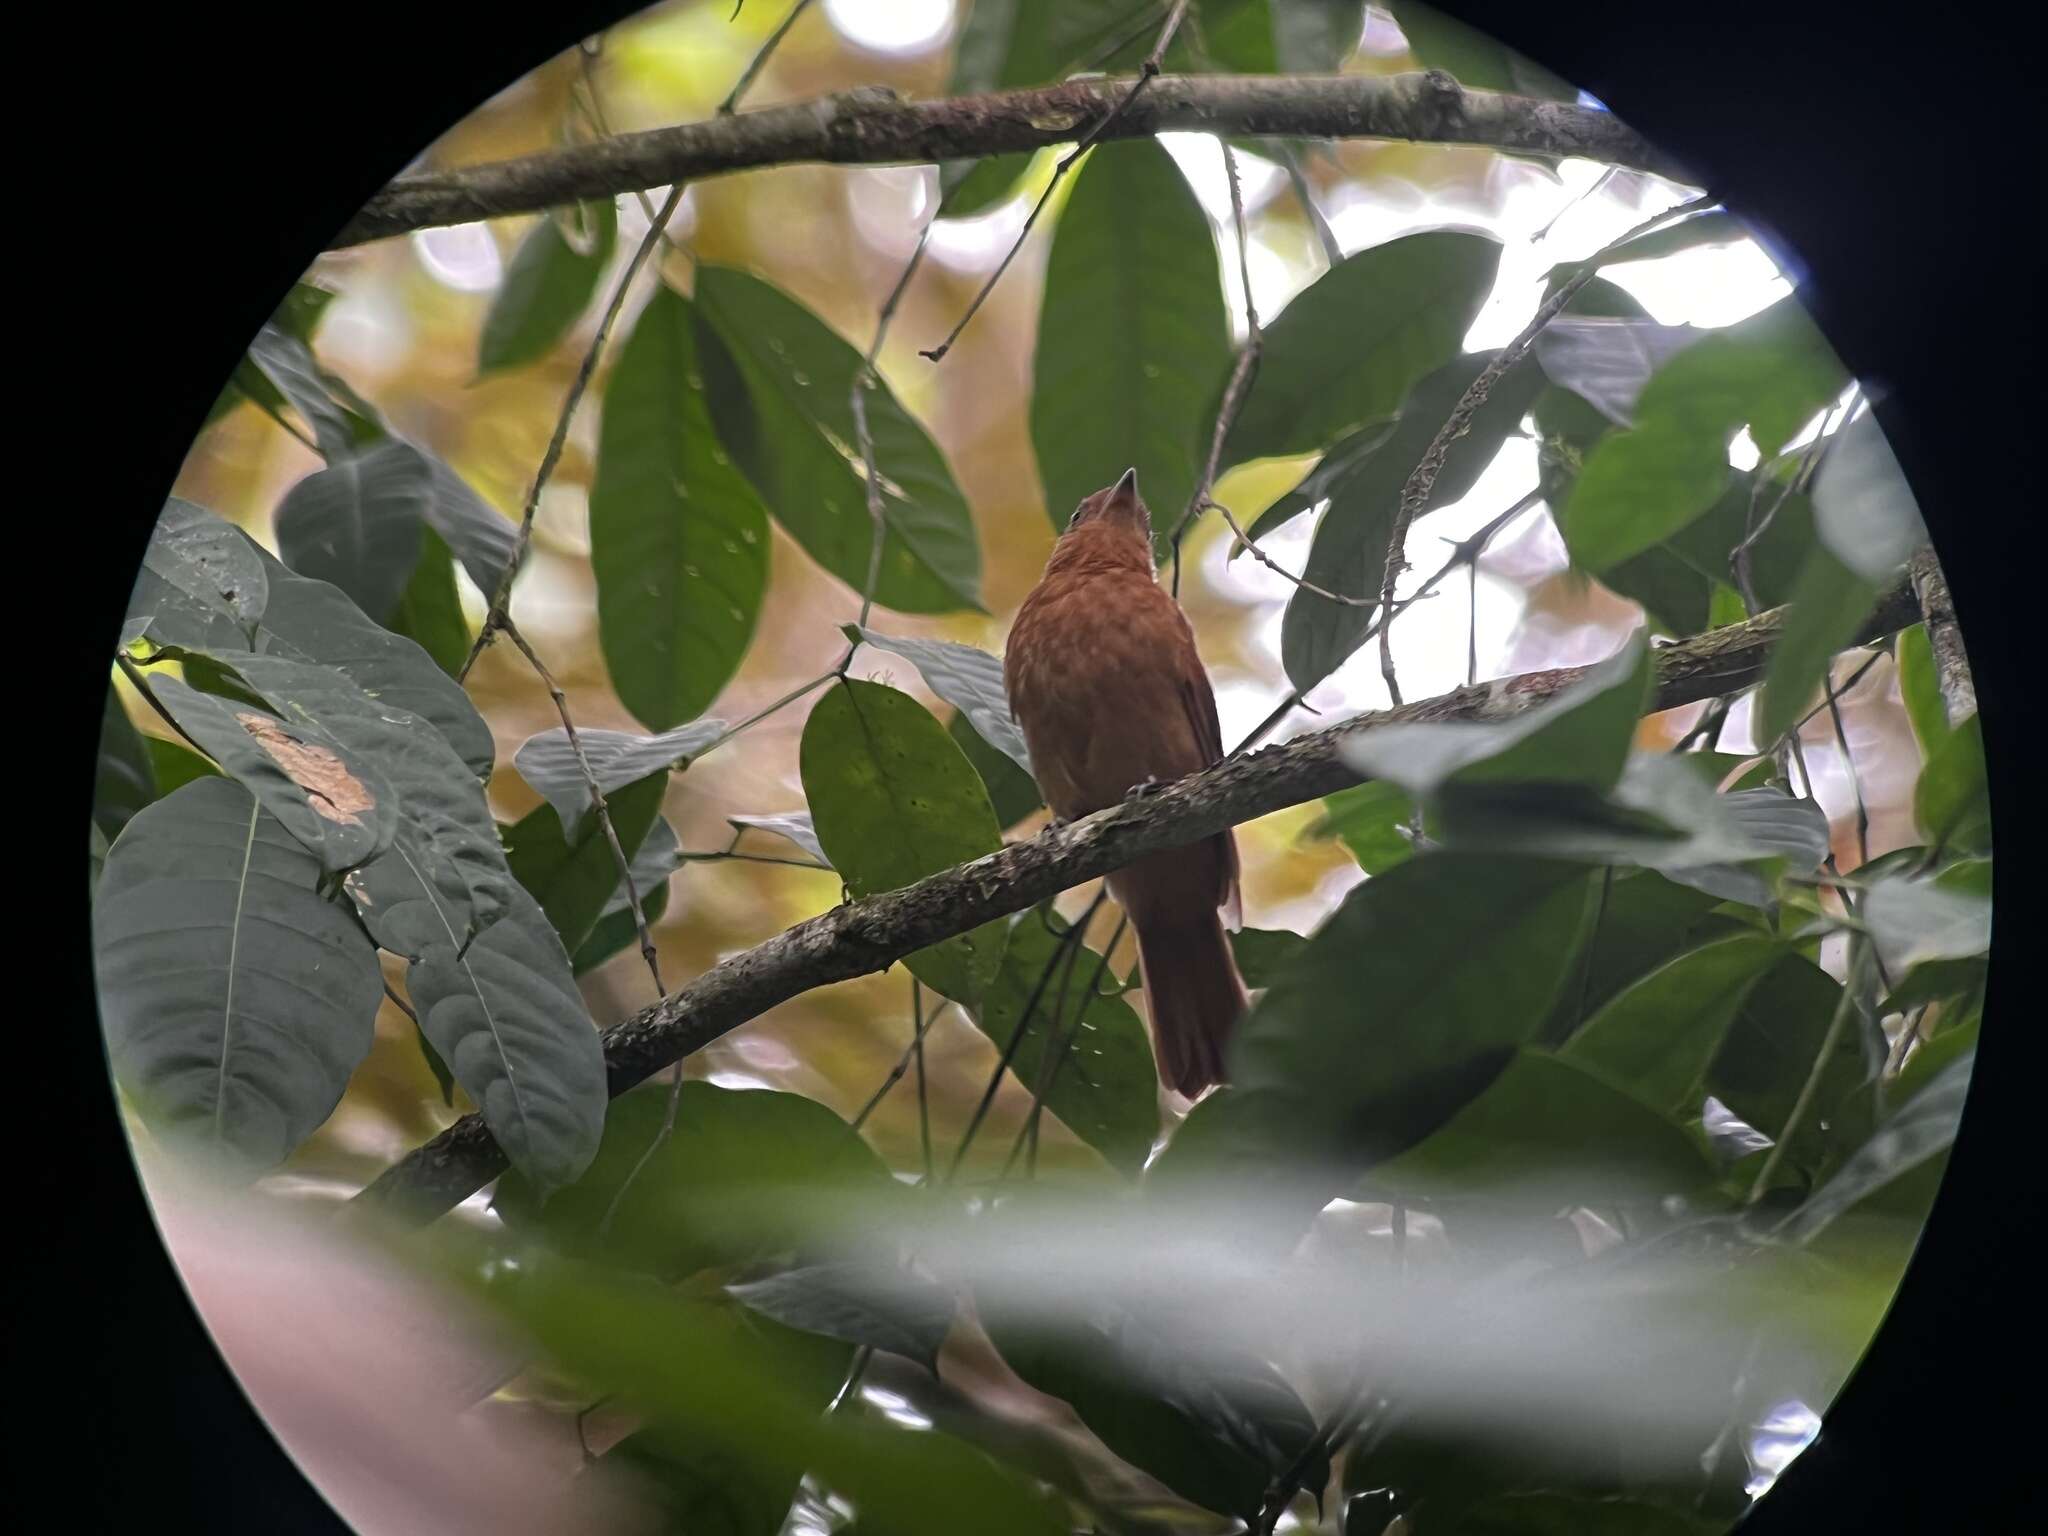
xmin=129 ymin=503 xmax=496 ymax=777
xmin=496 ymin=1081 xmax=896 ymax=1277
xmin=1310 ymin=779 xmax=1418 ymax=874
xmin=1560 ymin=296 xmax=1848 ymax=571
xmin=1343 ymin=632 xmax=1650 ymax=797
xmin=1859 ymin=865 xmax=1991 ymax=975
xmin=207 ymin=282 xmax=337 ymax=430
xmin=727 ymin=1262 xmax=956 ymax=1373
xmin=1599 ymin=208 xmax=1748 ymax=266
xmin=273 ymin=439 xmax=429 ymax=622
xmin=1753 ymin=543 xmax=1880 ymax=747
xmin=1222 ymin=230 xmax=1503 ymax=465
xmin=1278 ymin=349 xmax=1545 ymax=690
xmin=243 ymin=323 xmax=382 ymax=459
xmin=728 ymin=810 xmax=827 ymax=863
xmin=848 ymin=624 xmax=1031 ymax=773
xmin=93 ymin=777 xmax=384 ymax=1169
xmin=1532 ymin=317 xmax=1707 ymax=429
xmin=1273 ymin=0 xmax=1368 ymax=70
xmin=514 ymin=718 xmax=725 ymax=842
xmin=949 ymin=709 xmax=1044 ymax=829
xmin=1032 ymin=139 xmax=1231 ymax=538
xmin=1387 ymin=1 xmax=1578 ymax=99
xmin=801 ymin=679 xmax=1005 ymax=1004
xmin=1231 ymin=927 xmax=1309 ymax=991
xmin=145 ymin=735 xmax=221 ymax=794
xmin=592 ymin=283 xmax=770 ymax=730
xmin=938 ymin=149 xmax=1037 ymax=217
xmin=1707 ymin=951 xmax=1864 ymax=1177
xmin=504 ymin=770 xmax=668 ymax=959
xmin=1894 ymin=624 xmax=1953 ymax=756
xmin=420 ymin=455 xmax=519 ymax=600
xmin=967 ymin=912 xmax=1161 ymax=1175
xmin=1913 ymin=713 xmax=1990 ymax=856
xmin=383 ymin=880 xmax=606 ymax=1194
xmin=695 ymin=266 xmax=984 ymax=614
xmin=1537 ymin=868 xmax=1744 ymax=1043
xmin=126 ymin=497 xmax=269 ymax=646
xmin=144 ymin=674 xmax=400 ymax=874
xmin=1369 ymin=1049 xmax=1716 ymax=1208
xmin=386 ymin=527 xmax=471 ymax=675
xmin=478 ymin=199 xmax=618 ymax=374
xmin=1809 ymin=406 xmax=1927 ymax=582
xmin=948 ymin=0 xmax=1158 ymax=92
xmin=1775 ymin=1049 xmax=1970 ymax=1245
xmin=1561 ymin=935 xmax=1786 ymax=1117
xmin=96 ymin=689 xmax=157 ymax=842
xmin=573 ymin=816 xmax=681 ymax=976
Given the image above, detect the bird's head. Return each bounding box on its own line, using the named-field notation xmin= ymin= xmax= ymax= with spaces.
xmin=1061 ymin=467 xmax=1153 ymax=552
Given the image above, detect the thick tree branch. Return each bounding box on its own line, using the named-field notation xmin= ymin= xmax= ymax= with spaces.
xmin=1907 ymin=547 xmax=1976 ymax=726
xmin=355 ymin=576 xmax=1917 ymax=1221
xmin=333 ymin=72 xmax=1687 ymax=247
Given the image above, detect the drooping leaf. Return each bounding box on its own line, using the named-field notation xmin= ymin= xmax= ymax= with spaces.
xmin=1859 ymin=865 xmax=1991 ymax=976
xmin=145 ymin=675 xmax=400 ymax=874
xmin=572 ymin=817 xmax=682 ymax=976
xmin=1752 ymin=544 xmax=1880 ymax=748
xmin=848 ymin=624 xmax=1031 ymax=773
xmin=383 ymin=880 xmax=606 ymax=1195
xmin=273 ymin=439 xmax=429 ymax=622
xmin=800 ymin=680 xmax=1007 ymax=1007
xmin=1277 ymin=349 xmax=1544 ymax=690
xmin=695 ymin=265 xmax=984 ymax=614
xmin=386 ymin=527 xmax=471 ymax=675
xmin=1561 ymin=935 xmax=1786 ymax=1117
xmin=966 ymin=911 xmax=1161 ymax=1175
xmin=592 ymin=282 xmax=770 ymax=730
xmin=478 ymin=198 xmax=618 ymax=374
xmin=1387 ymin=1 xmax=1578 ymax=99
xmin=1894 ymin=624 xmax=1953 ymax=757
xmin=243 ymin=323 xmax=382 ymax=459
xmin=1913 ymin=713 xmax=1990 ymax=856
xmin=1707 ymin=951 xmax=1864 ymax=1177
xmin=93 ymin=777 xmax=383 ymax=1170
xmin=1309 ymin=778 xmax=1418 ymax=874
xmin=948 ymin=708 xmax=1044 ymax=829
xmin=1532 ymin=317 xmax=1708 ymax=428
xmin=1775 ymin=1049 xmax=1971 ymax=1245
xmin=727 ymin=1262 xmax=956 ymax=1373
xmin=127 ymin=497 xmax=269 ymax=646
xmin=1597 ymin=208 xmax=1747 ymax=268
xmin=1221 ymin=230 xmax=1503 ymax=466
xmin=504 ymin=770 xmax=668 ymax=959
xmin=728 ymin=810 xmax=828 ymax=864
xmin=514 ymin=718 xmax=725 ymax=843
xmin=1032 ymin=139 xmax=1231 ymax=539
xmin=206 ymin=281 xmax=337 ymax=430
xmin=421 ymin=454 xmax=519 ymax=599
xmin=95 ymin=689 xmax=157 ymax=843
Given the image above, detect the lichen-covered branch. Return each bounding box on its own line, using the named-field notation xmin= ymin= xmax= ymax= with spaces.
xmin=333 ymin=71 xmax=1687 ymax=247
xmin=1908 ymin=547 xmax=1976 ymax=726
xmin=354 ymin=576 xmax=1917 ymax=1221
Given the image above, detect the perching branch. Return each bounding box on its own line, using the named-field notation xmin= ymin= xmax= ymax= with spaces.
xmin=354 ymin=575 xmax=1922 ymax=1222
xmin=1907 ymin=547 xmax=1976 ymax=726
xmin=333 ymin=72 xmax=1687 ymax=248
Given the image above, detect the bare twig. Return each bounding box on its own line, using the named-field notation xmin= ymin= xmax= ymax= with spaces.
xmin=720 ymin=0 xmax=816 ymax=116
xmin=337 ymin=73 xmax=1683 ymax=248
xmin=458 ymin=181 xmax=687 ymax=681
xmin=851 ymin=980 xmax=939 ymax=1130
xmin=1001 ymin=914 xmax=1129 ymax=1181
xmin=1375 ymin=192 xmax=1720 ymax=704
xmin=355 ymin=576 xmax=1923 ymax=1221
xmin=1212 ymin=500 xmax=1370 ymax=605
xmin=851 ymin=222 xmax=933 ymax=630
xmin=920 ymin=2 xmax=1192 ymax=362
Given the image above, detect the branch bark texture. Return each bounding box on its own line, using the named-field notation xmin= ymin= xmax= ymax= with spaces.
xmin=357 ymin=577 xmax=1918 ymax=1220
xmin=334 ymin=72 xmax=1688 ymax=247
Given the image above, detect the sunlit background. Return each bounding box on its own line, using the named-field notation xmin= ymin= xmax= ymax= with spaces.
xmin=132 ymin=1 xmax=1935 ymax=1521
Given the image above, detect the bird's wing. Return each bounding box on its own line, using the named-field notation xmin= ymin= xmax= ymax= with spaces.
xmin=1177 ymin=665 xmax=1242 ymax=929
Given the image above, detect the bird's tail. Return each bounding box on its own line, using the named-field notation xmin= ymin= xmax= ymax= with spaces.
xmin=1132 ymin=903 xmax=1249 ymax=1100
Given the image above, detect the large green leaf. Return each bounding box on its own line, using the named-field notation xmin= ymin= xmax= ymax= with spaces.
xmin=1276 ymin=349 xmax=1544 ymax=689
xmin=800 ymin=680 xmax=1006 ymax=1005
xmin=592 ymin=283 xmax=770 ymax=730
xmin=383 ymin=880 xmax=606 ymax=1194
xmin=949 ymin=708 xmax=1043 ymax=828
xmin=1342 ymin=631 xmax=1650 ymax=797
xmin=273 ymin=438 xmax=428 ymax=623
xmin=1561 ymin=935 xmax=1786 ymax=1117
xmin=420 ymin=455 xmax=519 ymax=601
xmin=1222 ymin=230 xmax=1503 ymax=465
xmin=1775 ymin=1048 xmax=1971 ymax=1245
xmin=145 ymin=674 xmax=400 ymax=874
xmin=1536 ymin=868 xmax=1744 ymax=1043
xmin=948 ymin=0 xmax=1156 ymax=93
xmin=514 ymin=718 xmax=725 ymax=842
xmin=386 ymin=527 xmax=471 ymax=675
xmin=967 ymin=911 xmax=1161 ymax=1176
xmin=1387 ymin=1 xmax=1578 ymax=98
xmin=1531 ymin=317 xmax=1707 ymax=428
xmin=1894 ymin=623 xmax=1953 ymax=756
xmin=1913 ymin=713 xmax=1990 ymax=856
xmin=1859 ymin=865 xmax=1991 ymax=976
xmin=93 ymin=777 xmax=383 ymax=1169
xmin=495 ymin=1081 xmax=896 ymax=1278
xmin=1602 ymin=477 xmax=1812 ymax=636
xmin=478 ymin=199 xmax=618 ymax=374
xmin=1309 ymin=778 xmax=1418 ymax=874
xmin=727 ymin=1261 xmax=956 ymax=1374
xmin=145 ymin=735 xmax=221 ymax=795
xmin=1229 ymin=926 xmax=1309 ymax=991
xmin=1367 ymin=1048 xmax=1716 ymax=1208
xmin=848 ymin=623 xmax=1031 ymax=772
xmin=95 ymin=689 xmax=157 ymax=843
xmin=504 ymin=770 xmax=668 ymax=959
xmin=1032 ymin=139 xmax=1231 ymax=537
xmin=206 ymin=281 xmax=337 ymax=430
xmin=1560 ymin=296 xmax=1848 ymax=572
xmin=128 ymin=503 xmax=495 ymax=776
xmin=695 ymin=266 xmax=983 ymax=614
xmin=243 ymin=323 xmax=382 ymax=459
xmin=1706 ymin=951 xmax=1864 ymax=1178
xmin=572 ymin=816 xmax=681 ymax=976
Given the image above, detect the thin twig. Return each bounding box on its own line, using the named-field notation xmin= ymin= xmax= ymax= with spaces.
xmin=919 ymin=1 xmax=1192 ymax=362
xmin=720 ymin=0 xmax=816 ymax=116
xmin=851 ymin=223 xmax=934 ymax=631
xmin=851 ymin=981 xmax=938 ymax=1130
xmin=381 ymin=980 xmax=420 ymax=1025
xmin=1375 ymin=193 xmax=1718 ymax=703
xmin=1819 ymin=667 xmax=1872 ymax=870
xmin=1170 ymin=135 xmax=1262 ymax=592
xmin=1000 ymin=914 xmax=1128 ymax=1181
xmin=677 ymin=847 xmax=831 ymax=870
xmin=1212 ymin=500 xmax=1371 ymax=605
xmin=913 ymin=978 xmax=933 ymax=1181
xmin=1746 ymin=943 xmax=1864 ymax=1204
xmin=459 ymin=181 xmax=687 ymax=680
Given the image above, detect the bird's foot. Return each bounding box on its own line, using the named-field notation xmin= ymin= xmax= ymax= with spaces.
xmin=1124 ymin=775 xmax=1169 ymax=801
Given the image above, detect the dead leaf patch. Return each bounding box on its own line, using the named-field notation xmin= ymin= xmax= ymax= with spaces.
xmin=237 ymin=712 xmax=376 ymax=826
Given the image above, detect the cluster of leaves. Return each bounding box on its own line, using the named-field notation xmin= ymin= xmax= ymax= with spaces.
xmin=88 ymin=6 xmax=1991 ymax=1533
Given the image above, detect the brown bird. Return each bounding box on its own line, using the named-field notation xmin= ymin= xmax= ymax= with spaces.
xmin=1004 ymin=468 xmax=1248 ymax=1098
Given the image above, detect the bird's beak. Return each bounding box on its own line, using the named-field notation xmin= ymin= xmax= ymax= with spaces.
xmin=1113 ymin=466 xmax=1139 ymax=503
